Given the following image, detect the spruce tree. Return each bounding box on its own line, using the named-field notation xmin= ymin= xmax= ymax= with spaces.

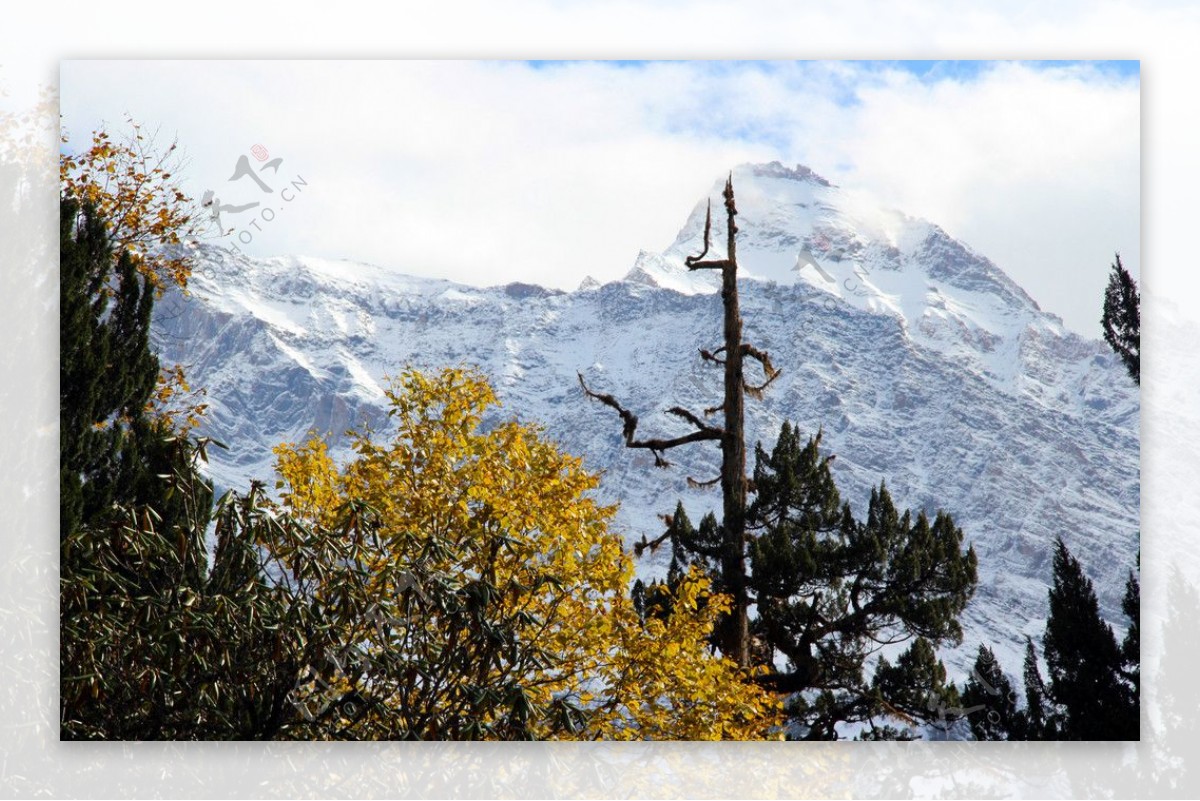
xmin=1022 ymin=636 xmax=1052 ymax=740
xmin=871 ymin=637 xmax=963 ymax=735
xmin=960 ymin=644 xmax=1020 ymax=740
xmin=1043 ymin=537 xmax=1137 ymax=740
xmin=1101 ymin=253 xmax=1139 ymax=385
xmin=1121 ymin=558 xmax=1140 ymax=699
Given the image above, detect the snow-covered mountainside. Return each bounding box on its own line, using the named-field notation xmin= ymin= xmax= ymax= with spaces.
xmin=152 ymin=162 xmax=1139 ymax=679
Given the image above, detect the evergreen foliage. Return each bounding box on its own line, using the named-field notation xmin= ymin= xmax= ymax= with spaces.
xmin=1022 ymin=636 xmax=1053 ymax=740
xmin=960 ymin=644 xmax=1021 ymax=740
xmin=664 ymin=422 xmax=978 ymax=738
xmin=59 ymin=197 xmax=161 ymax=540
xmin=871 ymin=637 xmax=963 ymax=737
xmin=1121 ymin=558 xmax=1140 ymax=698
xmin=60 ymin=199 xmax=320 ymax=739
xmin=1042 ymin=537 xmax=1138 ymax=740
xmin=1101 ymin=253 xmax=1140 ymax=385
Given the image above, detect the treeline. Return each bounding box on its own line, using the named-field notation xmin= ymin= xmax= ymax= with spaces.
xmin=959 ymin=539 xmax=1139 ymax=740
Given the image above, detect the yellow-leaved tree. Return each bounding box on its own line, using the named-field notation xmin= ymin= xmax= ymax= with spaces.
xmin=271 ymin=367 xmax=780 ymax=740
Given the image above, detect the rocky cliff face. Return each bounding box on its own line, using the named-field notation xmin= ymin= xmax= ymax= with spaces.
xmin=152 ymin=162 xmax=1139 ymax=678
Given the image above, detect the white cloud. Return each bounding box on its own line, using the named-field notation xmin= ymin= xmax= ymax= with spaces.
xmin=60 ymin=59 xmax=1138 ymax=336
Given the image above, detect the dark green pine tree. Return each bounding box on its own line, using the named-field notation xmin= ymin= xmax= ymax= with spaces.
xmin=1022 ymin=636 xmax=1053 ymax=740
xmin=1101 ymin=253 xmax=1140 ymax=385
xmin=744 ymin=422 xmax=978 ymax=739
xmin=870 ymin=637 xmax=963 ymax=738
xmin=60 ymin=197 xmax=163 ymax=539
xmin=1043 ymin=537 xmax=1138 ymax=740
xmin=60 ymin=199 xmax=319 ymax=740
xmin=960 ymin=644 xmax=1021 ymax=740
xmin=631 ymin=578 xmax=648 ymax=624
xmin=1121 ymin=557 xmax=1140 ymax=700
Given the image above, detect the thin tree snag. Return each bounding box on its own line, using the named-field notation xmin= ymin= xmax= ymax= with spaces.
xmin=577 ymin=176 xmax=779 ymax=670
xmin=713 ymin=175 xmax=751 ymax=668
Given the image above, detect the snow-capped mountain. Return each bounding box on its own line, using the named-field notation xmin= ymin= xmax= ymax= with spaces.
xmin=152 ymin=162 xmax=1139 ymax=680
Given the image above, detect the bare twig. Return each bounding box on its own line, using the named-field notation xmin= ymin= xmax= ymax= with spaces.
xmin=741 ymin=343 xmax=782 ymax=399
xmin=666 ymin=406 xmax=722 ymax=436
xmin=686 ymin=199 xmax=730 ymax=271
xmin=684 ymin=200 xmax=713 ymax=267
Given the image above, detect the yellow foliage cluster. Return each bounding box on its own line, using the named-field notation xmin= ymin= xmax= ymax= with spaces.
xmin=150 ymin=363 xmax=209 ymax=436
xmin=60 ymin=119 xmax=207 ymax=294
xmin=62 ymin=119 xmax=211 ymax=432
xmin=273 ymin=367 xmax=780 ymax=740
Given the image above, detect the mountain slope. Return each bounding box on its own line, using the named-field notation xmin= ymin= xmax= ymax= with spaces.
xmin=153 ymin=162 xmax=1139 ymax=681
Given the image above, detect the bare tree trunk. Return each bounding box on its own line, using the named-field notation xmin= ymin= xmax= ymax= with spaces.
xmin=717 ymin=179 xmax=749 ymax=668
xmin=579 ymin=175 xmax=779 ymax=670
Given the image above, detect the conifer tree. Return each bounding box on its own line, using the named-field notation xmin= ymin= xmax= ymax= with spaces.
xmin=870 ymin=637 xmax=963 ymax=738
xmin=1043 ymin=537 xmax=1137 ymax=740
xmin=1121 ymin=557 xmax=1140 ymax=699
xmin=60 ymin=197 xmax=161 ymax=539
xmin=960 ymin=644 xmax=1020 ymax=740
xmin=1022 ymin=636 xmax=1052 ymax=740
xmin=1101 ymin=253 xmax=1140 ymax=385
xmin=742 ymin=423 xmax=976 ymax=737
xmin=60 ymin=198 xmax=322 ymax=739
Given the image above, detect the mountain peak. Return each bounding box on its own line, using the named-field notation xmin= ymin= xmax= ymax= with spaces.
xmin=743 ymin=160 xmax=834 ymax=187
xmin=154 ymin=167 xmax=1138 ymax=694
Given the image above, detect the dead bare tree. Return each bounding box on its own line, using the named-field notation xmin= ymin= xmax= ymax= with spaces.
xmin=579 ymin=176 xmax=779 ymax=667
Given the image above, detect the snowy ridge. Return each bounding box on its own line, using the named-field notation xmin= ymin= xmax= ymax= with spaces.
xmin=153 ymin=163 xmax=1139 ymax=689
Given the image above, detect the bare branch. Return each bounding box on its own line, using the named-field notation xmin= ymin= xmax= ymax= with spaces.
xmin=577 ymin=372 xmax=638 ymax=442
xmin=741 ymin=343 xmax=782 ymax=399
xmin=578 ymin=373 xmax=722 ymax=468
xmin=684 ymin=200 xmax=712 ymax=267
xmin=699 ymin=346 xmax=726 ymax=365
xmin=633 ymin=523 xmax=674 ymax=557
xmin=687 ymin=259 xmax=732 ymax=272
xmin=666 ymin=406 xmax=723 ymax=437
